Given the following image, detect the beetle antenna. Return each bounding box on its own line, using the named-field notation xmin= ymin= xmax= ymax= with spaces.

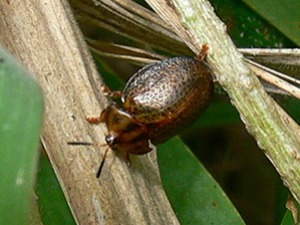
xmin=67 ymin=141 xmax=109 ymax=178
xmin=96 ymin=147 xmax=109 ymax=178
xmin=67 ymin=141 xmax=94 ymax=146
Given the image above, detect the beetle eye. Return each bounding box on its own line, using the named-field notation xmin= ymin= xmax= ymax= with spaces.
xmin=105 ymin=134 xmax=116 ymax=146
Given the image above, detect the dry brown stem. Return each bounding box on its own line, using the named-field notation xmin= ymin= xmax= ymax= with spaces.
xmin=0 ymin=0 xmax=179 ymax=224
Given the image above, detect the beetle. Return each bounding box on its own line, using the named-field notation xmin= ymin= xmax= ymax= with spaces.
xmin=69 ymin=48 xmax=214 ymax=177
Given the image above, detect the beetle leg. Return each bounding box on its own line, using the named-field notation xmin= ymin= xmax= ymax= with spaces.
xmin=102 ymin=85 xmax=122 ymax=98
xmin=196 ymin=44 xmax=209 ymax=61
xmin=86 ymin=105 xmax=110 ymax=125
xmin=86 ymin=115 xmax=102 ymax=124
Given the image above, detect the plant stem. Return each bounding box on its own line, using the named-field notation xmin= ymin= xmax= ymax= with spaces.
xmin=146 ymin=0 xmax=300 ymax=202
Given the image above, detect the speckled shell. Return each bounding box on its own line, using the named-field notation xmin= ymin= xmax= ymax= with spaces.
xmin=122 ymin=56 xmax=214 ymax=144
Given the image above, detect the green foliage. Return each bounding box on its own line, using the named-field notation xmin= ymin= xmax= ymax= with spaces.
xmin=0 ymin=46 xmax=43 ymax=225
xmin=158 ymin=137 xmax=245 ymax=224
xmin=242 ymin=0 xmax=300 ymax=46
xmin=36 ymin=154 xmax=76 ymax=225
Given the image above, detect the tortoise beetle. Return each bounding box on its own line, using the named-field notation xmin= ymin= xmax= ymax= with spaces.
xmin=69 ymin=49 xmax=214 ymax=177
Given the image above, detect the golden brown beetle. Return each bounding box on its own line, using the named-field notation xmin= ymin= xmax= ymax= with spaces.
xmin=69 ymin=50 xmax=214 ymax=177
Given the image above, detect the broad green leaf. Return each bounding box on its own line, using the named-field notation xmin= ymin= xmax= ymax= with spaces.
xmin=212 ymin=0 xmax=295 ymax=48
xmin=242 ymin=0 xmax=300 ymax=46
xmin=158 ymin=137 xmax=245 ymax=225
xmin=37 ymin=154 xmax=76 ymax=225
xmin=0 ymin=46 xmax=43 ymax=225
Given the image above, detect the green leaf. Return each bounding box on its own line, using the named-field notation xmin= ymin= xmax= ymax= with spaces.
xmin=189 ymin=99 xmax=240 ymax=128
xmin=212 ymin=0 xmax=295 ymax=48
xmin=158 ymin=137 xmax=245 ymax=225
xmin=0 ymin=46 xmax=44 ymax=225
xmin=37 ymin=154 xmax=76 ymax=225
xmin=242 ymin=0 xmax=300 ymax=46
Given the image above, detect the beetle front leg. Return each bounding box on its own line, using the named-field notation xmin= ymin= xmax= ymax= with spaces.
xmin=86 ymin=103 xmax=110 ymax=124
xmin=102 ymin=85 xmax=122 ymax=98
xmin=86 ymin=115 xmax=102 ymax=124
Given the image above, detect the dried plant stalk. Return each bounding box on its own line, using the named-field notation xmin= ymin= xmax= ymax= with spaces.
xmin=0 ymin=0 xmax=179 ymax=224
xmin=69 ymin=0 xmax=190 ymax=55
